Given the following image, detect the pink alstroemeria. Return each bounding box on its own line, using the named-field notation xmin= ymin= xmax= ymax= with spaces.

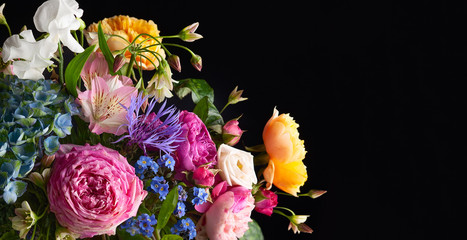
xmin=77 ymin=74 xmax=137 ymax=135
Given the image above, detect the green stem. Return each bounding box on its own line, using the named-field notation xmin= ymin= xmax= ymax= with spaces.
xmin=154 ymin=229 xmax=161 ymax=240
xmin=274 ymin=206 xmax=295 ymax=216
xmin=220 ymin=103 xmax=230 ymax=114
xmin=31 ymin=223 xmax=37 ymax=240
xmin=162 ymin=43 xmax=195 ymax=56
xmin=126 ymin=53 xmax=136 ymax=77
xmin=57 ymin=42 xmax=65 ymax=84
xmin=80 ymin=29 xmax=84 ymax=47
xmin=4 ymin=22 xmax=12 ymax=36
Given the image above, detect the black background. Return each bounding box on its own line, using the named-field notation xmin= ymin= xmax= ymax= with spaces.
xmin=1 ymin=1 xmax=465 ymax=239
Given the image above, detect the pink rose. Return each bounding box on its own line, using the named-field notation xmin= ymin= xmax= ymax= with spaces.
xmin=222 ymin=119 xmax=243 ymax=146
xmin=195 ymin=182 xmax=255 ymax=240
xmin=173 ymin=111 xmax=217 ymax=177
xmin=254 ymin=188 xmax=278 ymax=216
xmin=47 ymin=144 xmax=147 ymax=238
xmin=192 ymin=166 xmax=215 ymax=187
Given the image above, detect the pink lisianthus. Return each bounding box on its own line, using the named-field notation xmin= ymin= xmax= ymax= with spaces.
xmin=195 ymin=181 xmax=255 ymax=240
xmin=254 ymin=187 xmax=278 ymax=216
xmin=192 ymin=166 xmax=215 ymax=187
xmin=47 ymin=144 xmax=147 ymax=238
xmin=173 ymin=111 xmax=217 ymax=178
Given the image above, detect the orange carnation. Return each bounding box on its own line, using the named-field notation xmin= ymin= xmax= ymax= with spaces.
xmin=262 ymin=108 xmax=307 ymax=196
xmin=87 ymin=15 xmax=165 ymax=70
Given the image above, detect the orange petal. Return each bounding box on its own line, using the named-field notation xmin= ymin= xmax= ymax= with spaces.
xmin=271 ymin=159 xmax=307 ymax=196
xmin=263 ymin=160 xmax=275 ymax=190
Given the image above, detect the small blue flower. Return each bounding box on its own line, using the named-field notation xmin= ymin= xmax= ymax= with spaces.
xmin=191 ymin=187 xmax=208 ymax=206
xmin=148 ymin=160 xmax=159 ymax=174
xmin=137 ymin=214 xmax=157 ymax=237
xmin=178 ymin=185 xmax=187 ymax=202
xmin=174 ymin=201 xmax=186 ymax=218
xmin=135 ymin=156 xmax=152 ymax=175
xmin=171 ymin=218 xmax=197 ymax=240
xmin=157 ymin=154 xmax=175 ymax=171
xmin=149 ymin=176 xmax=169 ymax=200
xmin=120 ymin=218 xmax=140 ymax=236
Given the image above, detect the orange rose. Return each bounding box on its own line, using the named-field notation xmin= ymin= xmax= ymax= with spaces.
xmin=87 ymin=15 xmax=165 ymax=70
xmin=262 ymin=108 xmax=307 ymax=196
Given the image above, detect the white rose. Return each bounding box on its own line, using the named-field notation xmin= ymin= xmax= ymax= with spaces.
xmin=217 ymin=144 xmax=257 ymax=189
xmin=33 ymin=0 xmax=84 ymax=53
xmin=1 ymin=30 xmax=57 ymax=80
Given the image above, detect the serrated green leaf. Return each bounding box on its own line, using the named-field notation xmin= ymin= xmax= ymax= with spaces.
xmin=157 ymin=186 xmax=179 ymax=231
xmin=98 ymin=22 xmax=115 ymax=73
xmin=65 ymin=44 xmax=97 ymax=97
xmin=173 ymin=79 xmax=214 ymax=104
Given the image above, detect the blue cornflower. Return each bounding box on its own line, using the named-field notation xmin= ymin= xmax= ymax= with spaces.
xmin=191 ymin=187 xmax=209 ymax=206
xmin=150 ymin=176 xmax=169 ymax=200
xmin=178 ymin=185 xmax=188 ymax=202
xmin=157 ymin=154 xmax=175 ymax=171
xmin=115 ymin=93 xmax=184 ymax=155
xmin=173 ymin=201 xmax=186 ymax=218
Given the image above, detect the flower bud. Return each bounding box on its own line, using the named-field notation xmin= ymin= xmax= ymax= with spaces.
xmin=179 ymin=22 xmax=203 ymax=42
xmin=190 ymin=54 xmax=202 ymax=71
xmin=167 ymin=54 xmax=181 ymax=72
xmin=228 ymin=86 xmax=248 ymax=105
xmin=113 ymin=54 xmax=126 ymax=72
xmin=0 ymin=3 xmax=6 ymax=25
xmin=28 ymin=172 xmax=45 ymax=190
xmin=222 ymin=119 xmax=243 ymax=146
xmin=254 ymin=187 xmax=278 ymax=216
xmin=192 ymin=166 xmax=216 ymax=187
xmin=40 ymin=154 xmax=55 ymax=168
xmin=77 ymin=18 xmax=86 ymax=31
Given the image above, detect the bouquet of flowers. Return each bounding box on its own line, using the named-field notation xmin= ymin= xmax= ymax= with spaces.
xmin=0 ymin=0 xmax=325 ymax=239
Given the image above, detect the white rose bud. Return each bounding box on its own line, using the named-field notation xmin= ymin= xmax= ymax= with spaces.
xmin=217 ymin=144 xmax=257 ymax=189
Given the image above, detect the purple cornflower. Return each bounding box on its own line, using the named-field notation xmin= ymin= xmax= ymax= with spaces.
xmin=115 ymin=93 xmax=184 ymax=155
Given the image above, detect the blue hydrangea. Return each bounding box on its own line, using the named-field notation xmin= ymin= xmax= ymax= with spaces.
xmin=0 ymin=76 xmax=78 ymax=203
xmin=157 ymin=154 xmax=175 ymax=171
xmin=191 ymin=187 xmax=209 ymax=206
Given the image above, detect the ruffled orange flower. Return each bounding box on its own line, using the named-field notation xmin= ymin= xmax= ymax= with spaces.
xmin=262 ymin=108 xmax=307 ymax=196
xmin=87 ymin=15 xmax=165 ymax=70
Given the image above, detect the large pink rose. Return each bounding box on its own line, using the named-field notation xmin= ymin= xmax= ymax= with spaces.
xmin=173 ymin=111 xmax=217 ymax=177
xmin=195 ymin=181 xmax=255 ymax=240
xmin=47 ymin=144 xmax=147 ymax=238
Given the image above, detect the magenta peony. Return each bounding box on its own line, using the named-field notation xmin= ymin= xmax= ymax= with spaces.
xmin=173 ymin=111 xmax=217 ymax=177
xmin=195 ymin=181 xmax=255 ymax=240
xmin=47 ymin=144 xmax=147 ymax=238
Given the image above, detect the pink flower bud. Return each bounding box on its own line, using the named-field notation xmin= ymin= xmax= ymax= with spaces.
xmin=193 ymin=166 xmax=216 ymax=187
xmin=167 ymin=54 xmax=181 ymax=72
xmin=113 ymin=54 xmax=126 ymax=72
xmin=222 ymin=119 xmax=243 ymax=146
xmin=254 ymin=187 xmax=278 ymax=216
xmin=190 ymin=54 xmax=202 ymax=71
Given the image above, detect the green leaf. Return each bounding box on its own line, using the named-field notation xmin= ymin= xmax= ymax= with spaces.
xmin=193 ymin=96 xmax=224 ymax=133
xmin=173 ymin=79 xmax=214 ymax=104
xmin=98 ymin=22 xmax=115 ymax=73
xmin=65 ymin=44 xmax=97 ymax=97
xmin=239 ymin=220 xmax=264 ymax=240
xmin=156 ymin=186 xmax=179 ymax=231
xmin=0 ymin=230 xmax=20 ymax=240
xmin=193 ymin=96 xmax=209 ymax=122
xmin=161 ymin=234 xmax=183 ymax=240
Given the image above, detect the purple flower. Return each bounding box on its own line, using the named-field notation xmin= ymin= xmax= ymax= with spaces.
xmin=115 ymin=93 xmax=184 ymax=155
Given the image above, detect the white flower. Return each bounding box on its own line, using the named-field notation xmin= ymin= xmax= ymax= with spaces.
xmin=33 ymin=0 xmax=84 ymax=53
xmin=146 ymin=59 xmax=175 ymax=102
xmin=217 ymin=144 xmax=258 ymax=189
xmin=1 ymin=30 xmax=58 ymax=80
